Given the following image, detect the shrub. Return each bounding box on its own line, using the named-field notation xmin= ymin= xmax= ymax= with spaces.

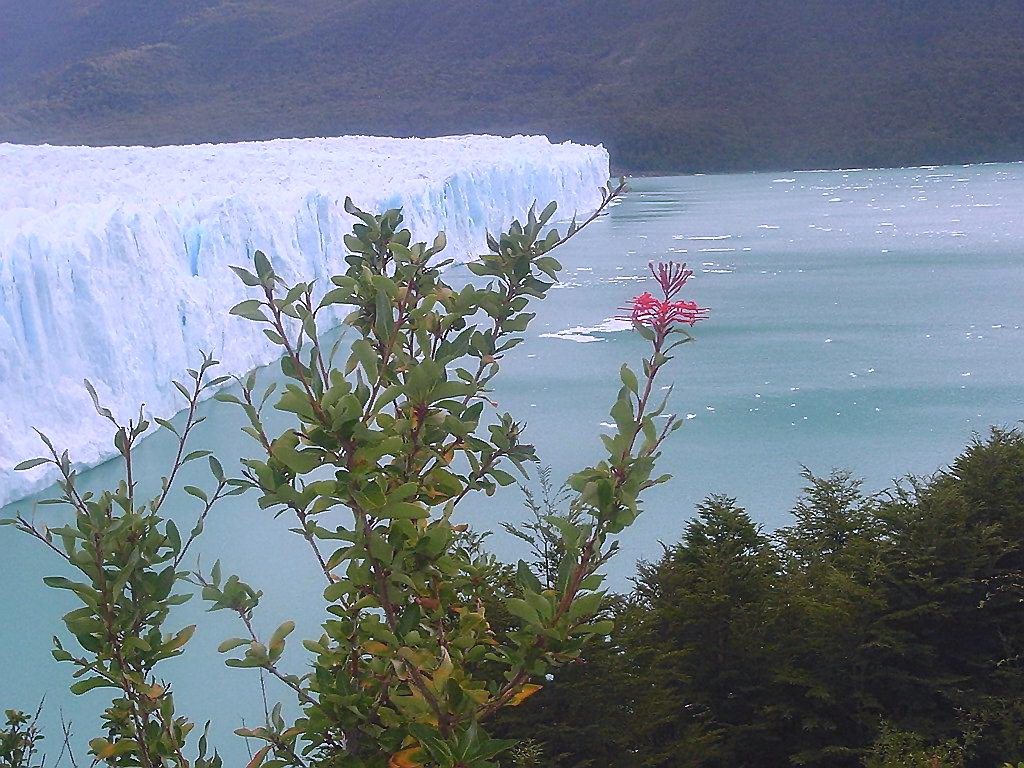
xmin=4 ymin=184 xmax=710 ymax=768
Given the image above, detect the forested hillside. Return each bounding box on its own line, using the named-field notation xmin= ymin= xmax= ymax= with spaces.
xmin=2 ymin=0 xmax=1023 ymax=173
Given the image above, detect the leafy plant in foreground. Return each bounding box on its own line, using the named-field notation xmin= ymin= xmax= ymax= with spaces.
xmin=203 ymin=185 xmax=708 ymax=767
xmin=3 ymin=356 xmax=235 ymax=768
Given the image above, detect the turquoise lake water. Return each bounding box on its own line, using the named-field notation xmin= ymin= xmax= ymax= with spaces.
xmin=3 ymin=165 xmax=1024 ymax=760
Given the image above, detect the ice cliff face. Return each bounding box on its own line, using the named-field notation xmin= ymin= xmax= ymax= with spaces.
xmin=0 ymin=135 xmax=609 ymax=506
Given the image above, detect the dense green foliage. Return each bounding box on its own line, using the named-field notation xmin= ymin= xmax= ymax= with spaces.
xmin=492 ymin=430 xmax=1024 ymax=767
xmin=2 ymin=1 xmax=1024 ymax=172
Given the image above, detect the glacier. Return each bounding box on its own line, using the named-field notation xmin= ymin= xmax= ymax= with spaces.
xmin=0 ymin=135 xmax=609 ymax=507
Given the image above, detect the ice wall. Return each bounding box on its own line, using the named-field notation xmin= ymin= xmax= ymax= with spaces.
xmin=0 ymin=135 xmax=609 ymax=506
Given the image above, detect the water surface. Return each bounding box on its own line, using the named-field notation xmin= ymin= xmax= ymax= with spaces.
xmin=3 ymin=164 xmax=1023 ymax=761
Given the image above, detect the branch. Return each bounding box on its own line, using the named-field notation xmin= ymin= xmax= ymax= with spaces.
xmin=173 ymin=480 xmax=228 ymax=569
xmin=14 ymin=515 xmax=72 ymax=562
xmin=154 ymin=360 xmax=214 ymax=513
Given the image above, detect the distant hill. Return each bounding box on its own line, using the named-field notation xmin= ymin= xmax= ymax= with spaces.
xmin=2 ymin=0 xmax=1023 ymax=173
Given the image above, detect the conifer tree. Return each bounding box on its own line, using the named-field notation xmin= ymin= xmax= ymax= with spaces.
xmin=630 ymin=495 xmax=782 ymax=767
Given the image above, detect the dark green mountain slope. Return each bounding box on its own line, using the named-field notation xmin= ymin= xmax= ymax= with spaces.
xmin=1 ymin=0 xmax=1022 ymax=172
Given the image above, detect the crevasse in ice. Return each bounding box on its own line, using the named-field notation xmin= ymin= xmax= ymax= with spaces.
xmin=0 ymin=135 xmax=609 ymax=506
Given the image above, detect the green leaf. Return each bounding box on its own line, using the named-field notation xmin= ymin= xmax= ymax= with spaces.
xmin=230 ymin=265 xmax=262 ymax=287
xmin=620 ymin=364 xmax=639 ymax=394
xmin=165 ymin=519 xmax=181 ymax=552
xmin=397 ymin=604 xmax=422 ymax=638
xmin=505 ymin=598 xmax=541 ymax=626
xmin=70 ymin=677 xmax=114 ymax=695
xmin=379 ymin=502 xmax=429 ymax=520
xmin=569 ymin=591 xmax=605 ymax=620
xmin=374 ymin=286 xmax=394 ymax=339
xmin=610 ymin=393 xmax=635 ymax=437
xmin=351 ymin=338 xmax=378 ymax=383
xmin=516 ymin=560 xmax=543 ymax=593
xmin=184 ymin=485 xmax=209 ymax=503
xmin=208 ymin=455 xmax=225 ymax=482
xmin=586 ymin=619 xmax=615 ymax=635
xmin=154 ymin=417 xmax=179 ymax=436
xmin=13 ymin=457 xmax=48 ymax=471
xmin=269 ymin=620 xmax=295 ymax=659
xmin=270 ymin=620 xmax=295 ymax=647
xmin=164 ymin=624 xmax=196 ymax=652
xmin=490 ymin=469 xmax=517 ymax=486
xmin=230 ymin=300 xmax=268 ymax=322
xmin=540 ymin=200 xmax=558 ymax=224
xmin=254 ymin=250 xmax=274 ymax=283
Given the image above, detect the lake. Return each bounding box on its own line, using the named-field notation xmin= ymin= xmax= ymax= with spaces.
xmin=3 ymin=164 xmax=1023 ymax=762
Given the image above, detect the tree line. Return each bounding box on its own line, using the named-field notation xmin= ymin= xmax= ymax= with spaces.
xmin=493 ymin=429 xmax=1024 ymax=767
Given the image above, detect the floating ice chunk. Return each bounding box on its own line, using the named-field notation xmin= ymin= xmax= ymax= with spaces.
xmin=538 ymin=332 xmax=601 ymax=343
xmin=539 ymin=317 xmax=631 ymax=344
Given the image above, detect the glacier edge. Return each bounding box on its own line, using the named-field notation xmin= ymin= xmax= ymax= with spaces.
xmin=0 ymin=135 xmax=609 ymax=507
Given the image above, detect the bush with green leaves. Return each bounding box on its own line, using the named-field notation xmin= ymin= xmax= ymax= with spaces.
xmin=5 ymin=182 xmax=710 ymax=768
xmin=3 ymin=355 xmax=232 ymax=768
xmin=1 ymin=708 xmax=44 ymax=768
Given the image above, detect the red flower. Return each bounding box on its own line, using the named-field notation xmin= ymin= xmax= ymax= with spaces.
xmin=621 ymin=261 xmax=709 ymax=332
xmin=626 ymin=292 xmax=708 ymax=328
